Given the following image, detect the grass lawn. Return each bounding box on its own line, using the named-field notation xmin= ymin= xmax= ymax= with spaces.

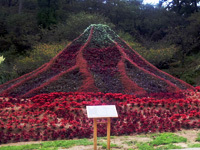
xmin=1 ymin=130 xmax=200 ymax=150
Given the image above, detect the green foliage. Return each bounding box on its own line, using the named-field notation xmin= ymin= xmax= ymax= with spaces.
xmin=0 ymin=144 xmax=42 ymax=150
xmin=149 ymin=133 xmax=187 ymax=146
xmin=60 ymin=12 xmax=114 ymax=40
xmin=0 ymin=62 xmax=18 ymax=84
xmin=141 ymin=46 xmax=177 ymax=68
xmin=155 ymin=144 xmax=182 ymax=150
xmin=41 ymin=139 xmax=92 ymax=148
xmin=37 ymin=0 xmax=60 ymax=28
xmin=164 ymin=12 xmax=200 ymax=67
xmin=185 ymin=12 xmax=200 ymax=53
xmin=136 ymin=143 xmax=154 ymax=150
xmin=0 ymin=12 xmax=39 ymax=59
xmin=160 ymin=0 xmax=199 ymax=16
xmin=136 ymin=6 xmax=181 ymax=43
xmin=123 ymin=140 xmax=137 ymax=146
xmin=196 ymin=132 xmax=200 ymax=142
xmin=0 ymin=43 xmax=66 ymax=84
xmin=189 ymin=143 xmax=200 ymax=148
xmin=135 ymin=132 xmax=186 ymax=150
xmin=99 ymin=142 xmax=120 ymax=149
xmin=39 ymin=12 xmax=114 ymax=43
xmin=14 ymin=43 xmax=66 ymax=76
xmin=166 ymin=51 xmax=200 ymax=86
xmin=118 ymin=31 xmax=136 ymax=42
xmin=127 ymin=41 xmax=177 ymax=68
xmin=97 ymin=136 xmax=115 ymax=140
xmin=0 ymin=139 xmax=92 ymax=150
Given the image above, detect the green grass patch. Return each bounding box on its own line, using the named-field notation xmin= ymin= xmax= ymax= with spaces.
xmin=99 ymin=142 xmax=120 ymax=149
xmin=97 ymin=136 xmax=115 ymax=140
xmin=0 ymin=139 xmax=93 ymax=150
xmin=189 ymin=143 xmax=200 ymax=148
xmin=0 ymin=144 xmax=42 ymax=150
xmin=155 ymin=143 xmax=183 ymax=150
xmin=149 ymin=132 xmax=187 ymax=146
xmin=196 ymin=132 xmax=200 ymax=142
xmin=0 ymin=133 xmax=189 ymax=150
xmin=123 ymin=140 xmax=137 ymax=146
xmin=41 ymin=138 xmax=92 ymax=148
xmin=137 ymin=142 xmax=154 ymax=150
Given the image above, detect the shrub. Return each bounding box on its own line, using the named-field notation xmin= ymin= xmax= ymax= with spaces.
xmin=0 ymin=13 xmax=39 ymax=55
xmin=126 ymin=41 xmax=178 ymax=68
xmin=14 ymin=43 xmax=67 ymax=76
xmin=0 ymin=43 xmax=66 ymax=84
xmin=136 ymin=143 xmax=154 ymax=150
xmin=40 ymin=12 xmax=115 ymax=42
xmin=150 ymin=133 xmax=187 ymax=146
xmin=0 ymin=63 xmax=18 ymax=84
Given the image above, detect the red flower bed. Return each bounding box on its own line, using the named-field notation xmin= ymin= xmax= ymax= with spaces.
xmin=196 ymin=86 xmax=200 ymax=92
xmin=0 ymin=90 xmax=200 ymax=144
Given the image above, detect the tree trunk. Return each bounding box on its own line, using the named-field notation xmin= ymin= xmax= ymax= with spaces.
xmin=18 ymin=0 xmax=23 ymax=14
xmin=8 ymin=0 xmax=12 ymax=7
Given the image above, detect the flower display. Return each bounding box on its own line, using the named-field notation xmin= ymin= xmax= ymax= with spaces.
xmin=0 ymin=24 xmax=194 ymax=98
xmin=0 ymin=90 xmax=200 ymax=144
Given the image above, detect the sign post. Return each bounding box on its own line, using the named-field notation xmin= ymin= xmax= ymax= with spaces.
xmin=93 ymin=118 xmax=97 ymax=150
xmin=86 ymin=105 xmax=118 ymax=150
xmin=107 ymin=117 xmax=111 ymax=149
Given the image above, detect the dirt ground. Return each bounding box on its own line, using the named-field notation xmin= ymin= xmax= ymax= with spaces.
xmin=1 ymin=129 xmax=200 ymax=150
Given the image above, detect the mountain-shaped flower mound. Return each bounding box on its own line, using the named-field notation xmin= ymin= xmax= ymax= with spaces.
xmin=0 ymin=24 xmax=195 ymax=98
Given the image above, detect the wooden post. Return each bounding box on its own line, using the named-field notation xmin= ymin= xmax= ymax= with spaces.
xmin=93 ymin=118 xmax=97 ymax=150
xmin=86 ymin=105 xmax=118 ymax=150
xmin=107 ymin=117 xmax=111 ymax=150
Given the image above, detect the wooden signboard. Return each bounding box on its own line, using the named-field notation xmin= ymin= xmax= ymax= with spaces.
xmin=86 ymin=105 xmax=118 ymax=150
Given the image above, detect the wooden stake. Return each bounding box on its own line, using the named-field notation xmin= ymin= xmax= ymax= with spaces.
xmin=107 ymin=117 xmax=111 ymax=150
xmin=94 ymin=118 xmax=97 ymax=150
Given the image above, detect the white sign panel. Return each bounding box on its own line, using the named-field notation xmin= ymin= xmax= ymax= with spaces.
xmin=86 ymin=105 xmax=118 ymax=118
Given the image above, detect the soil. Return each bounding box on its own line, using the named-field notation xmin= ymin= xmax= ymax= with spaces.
xmin=1 ymin=129 xmax=200 ymax=150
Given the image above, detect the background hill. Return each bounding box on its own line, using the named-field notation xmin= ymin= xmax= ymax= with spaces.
xmin=0 ymin=0 xmax=199 ymax=87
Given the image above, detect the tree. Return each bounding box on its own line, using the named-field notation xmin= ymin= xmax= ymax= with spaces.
xmin=18 ymin=0 xmax=23 ymax=14
xmin=39 ymin=12 xmax=115 ymax=42
xmin=160 ymin=0 xmax=199 ymax=16
xmin=165 ymin=12 xmax=200 ymax=66
xmin=37 ymin=0 xmax=60 ymax=28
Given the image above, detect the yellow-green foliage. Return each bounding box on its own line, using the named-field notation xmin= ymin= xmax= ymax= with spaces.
xmin=0 ymin=56 xmax=5 ymax=64
xmin=127 ymin=41 xmax=177 ymax=66
xmin=14 ymin=43 xmax=67 ymax=75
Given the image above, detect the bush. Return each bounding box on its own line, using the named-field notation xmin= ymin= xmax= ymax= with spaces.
xmin=14 ymin=43 xmax=67 ymax=76
xmin=40 ymin=12 xmax=115 ymax=42
xmin=0 ymin=63 xmax=18 ymax=84
xmin=0 ymin=13 xmax=39 ymax=54
xmin=150 ymin=133 xmax=187 ymax=146
xmin=118 ymin=31 xmax=136 ymax=42
xmin=126 ymin=41 xmax=177 ymax=68
xmin=0 ymin=43 xmax=66 ymax=84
